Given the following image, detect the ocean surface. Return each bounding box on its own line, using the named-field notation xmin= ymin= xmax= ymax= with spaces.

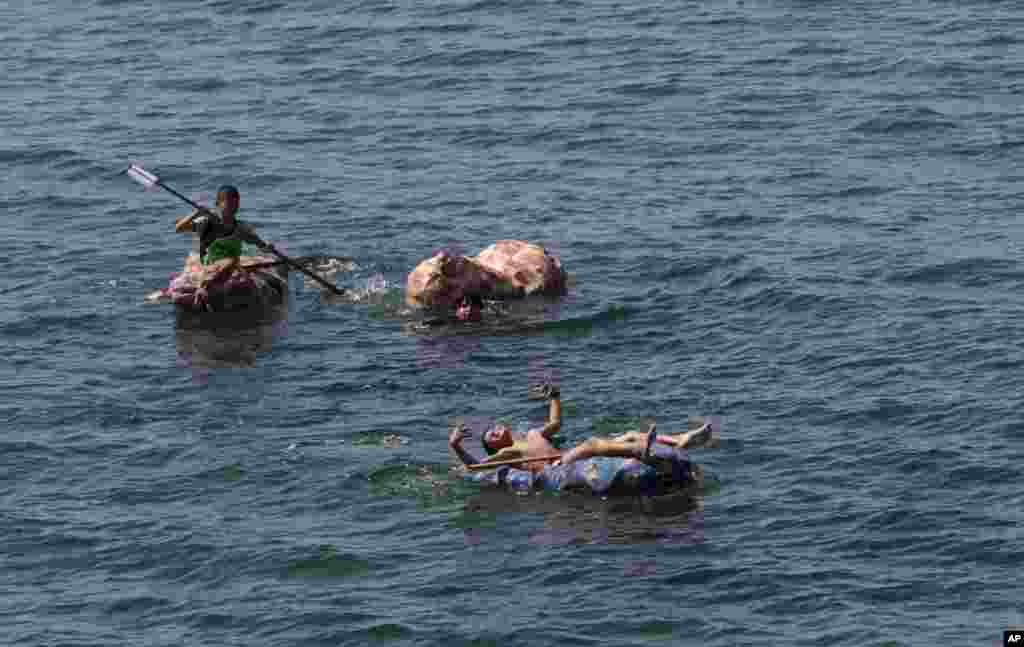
xmin=3 ymin=1 xmax=1023 ymax=645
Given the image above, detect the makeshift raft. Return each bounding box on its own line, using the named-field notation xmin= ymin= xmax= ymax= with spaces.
xmin=406 ymin=240 xmax=567 ymax=307
xmin=147 ymin=252 xmax=288 ymax=314
xmin=462 ymin=445 xmax=701 ymax=498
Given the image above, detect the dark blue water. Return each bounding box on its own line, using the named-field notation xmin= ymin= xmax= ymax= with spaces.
xmin=3 ymin=1 xmax=1023 ymax=645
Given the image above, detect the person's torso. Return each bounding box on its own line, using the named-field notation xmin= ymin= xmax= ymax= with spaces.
xmin=198 ymin=214 xmax=255 ymax=256
xmin=201 ymin=216 xmax=239 ymax=241
xmin=509 ymin=435 xmax=560 ymax=474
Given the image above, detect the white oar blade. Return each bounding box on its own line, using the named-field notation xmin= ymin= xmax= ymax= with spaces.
xmin=126 ymin=164 xmax=160 ymax=189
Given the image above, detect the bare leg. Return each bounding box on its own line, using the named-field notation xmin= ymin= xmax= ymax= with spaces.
xmin=610 ymin=428 xmax=678 ymax=451
xmin=612 ymin=417 xmax=714 ymax=450
xmin=662 ymin=421 xmax=713 ymax=449
xmin=557 ymin=434 xmax=650 ymax=465
xmin=557 ymin=417 xmax=718 ymax=467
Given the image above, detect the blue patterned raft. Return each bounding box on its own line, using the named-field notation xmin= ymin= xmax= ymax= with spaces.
xmin=464 ymin=444 xmax=695 ymax=497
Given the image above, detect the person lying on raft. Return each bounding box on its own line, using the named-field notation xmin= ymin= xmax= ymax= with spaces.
xmin=449 ymin=408 xmax=713 ymax=496
xmin=447 ymin=384 xmax=713 ymax=473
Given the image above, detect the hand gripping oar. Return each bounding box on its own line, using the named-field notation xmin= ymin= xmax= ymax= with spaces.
xmin=466 ymin=454 xmax=562 ymax=470
xmin=124 ymin=163 xmax=346 ymax=296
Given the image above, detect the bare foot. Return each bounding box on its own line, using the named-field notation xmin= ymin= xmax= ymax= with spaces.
xmin=642 ymin=421 xmax=657 ymax=460
xmin=681 ymin=422 xmax=712 ymax=449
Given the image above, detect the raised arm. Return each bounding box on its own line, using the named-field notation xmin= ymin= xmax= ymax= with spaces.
xmin=448 ymin=424 xmax=483 ymax=467
xmin=538 ymin=385 xmax=561 ymax=440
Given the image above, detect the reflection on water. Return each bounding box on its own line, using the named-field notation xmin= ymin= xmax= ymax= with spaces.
xmin=401 ymin=299 xmax=627 ymax=339
xmin=415 ymin=333 xmax=482 ymax=370
xmin=457 ymin=483 xmax=707 ymax=546
xmin=367 ymin=458 xmax=713 ymax=552
xmin=174 ymin=306 xmax=288 ymax=370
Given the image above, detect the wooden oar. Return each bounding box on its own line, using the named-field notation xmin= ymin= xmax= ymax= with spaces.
xmin=259 ymin=242 xmax=347 ymax=295
xmin=466 ymin=453 xmax=562 ymax=470
xmin=124 ymin=163 xmax=347 ymax=295
xmin=241 ymin=260 xmax=288 ymax=271
xmin=241 ymin=254 xmax=354 ymax=271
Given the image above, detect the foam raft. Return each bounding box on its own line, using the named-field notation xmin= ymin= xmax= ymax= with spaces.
xmin=462 ymin=444 xmax=699 ymax=498
xmin=406 ymin=240 xmax=567 ymax=307
xmin=147 ymin=252 xmax=288 ymax=313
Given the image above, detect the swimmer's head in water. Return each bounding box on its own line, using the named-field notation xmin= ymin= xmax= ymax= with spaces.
xmin=482 ymin=421 xmax=513 ymax=455
xmin=455 ymin=295 xmax=483 ymax=321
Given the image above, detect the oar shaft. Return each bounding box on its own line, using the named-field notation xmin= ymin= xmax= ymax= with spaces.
xmin=467 ymin=453 xmax=562 ymax=470
xmin=263 ymin=243 xmax=346 ymax=296
xmin=242 ymin=255 xmax=353 ymax=270
xmin=157 ymin=180 xmax=206 ymax=212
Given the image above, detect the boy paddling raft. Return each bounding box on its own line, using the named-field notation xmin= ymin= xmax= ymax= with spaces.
xmin=123 ymin=163 xmax=347 ymax=296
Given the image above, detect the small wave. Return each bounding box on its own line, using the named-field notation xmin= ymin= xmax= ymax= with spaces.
xmin=700 ymin=15 xmax=752 ymax=27
xmin=311 ymin=25 xmax=373 ymax=43
xmin=0 ymin=145 xmax=80 ymax=165
xmin=0 ymin=281 xmax=36 ymax=296
xmin=923 ymin=18 xmax=965 ymax=36
xmin=609 ymin=79 xmax=682 ymax=98
xmin=243 ymin=2 xmax=285 ymax=13
xmin=814 ymin=55 xmax=893 ymax=79
xmin=153 ymin=77 xmax=228 ymax=92
xmin=436 ymin=0 xmax=548 ymax=15
xmin=851 ymin=108 xmax=957 ymax=135
xmin=977 ymin=33 xmax=1018 ymax=47
xmin=399 ymin=47 xmax=542 ymax=69
xmin=419 ymin=74 xmax=476 ymax=91
xmin=786 ymin=42 xmax=848 ymax=57
xmin=390 ymin=22 xmax=477 ymax=36
xmin=297 ymin=66 xmax=358 ymax=84
xmin=105 ymin=595 xmax=170 ymax=616
xmin=732 ymin=283 xmax=860 ymax=318
xmin=719 ymin=265 xmax=773 ymax=290
xmin=0 ymin=439 xmax=57 ymax=473
xmin=952 ymin=138 xmax=1024 ymax=159
xmin=365 ymin=624 xmax=414 ymax=640
xmin=657 ymin=258 xmax=714 ymax=281
xmin=286 ymin=544 xmax=370 ymax=578
xmin=886 ymin=257 xmax=1022 ymax=287
xmin=0 ymin=312 xmax=110 ymax=338
xmin=698 ymin=211 xmax=757 ymax=228
xmin=823 ymin=184 xmax=893 ymax=199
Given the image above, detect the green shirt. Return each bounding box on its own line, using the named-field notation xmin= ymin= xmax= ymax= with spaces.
xmin=190 ymin=211 xmax=263 ymax=258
